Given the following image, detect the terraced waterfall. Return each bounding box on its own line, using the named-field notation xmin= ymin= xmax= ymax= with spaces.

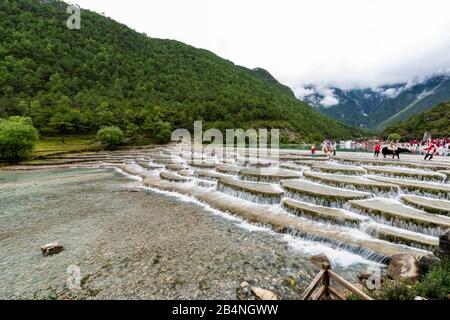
xmin=6 ymin=147 xmax=450 ymax=269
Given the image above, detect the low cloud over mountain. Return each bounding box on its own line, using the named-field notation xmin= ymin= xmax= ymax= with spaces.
xmin=295 ymin=73 xmax=450 ymax=130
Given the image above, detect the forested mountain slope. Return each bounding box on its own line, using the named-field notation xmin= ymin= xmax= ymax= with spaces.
xmin=0 ymin=0 xmax=361 ymax=143
xmin=383 ymin=101 xmax=450 ymax=140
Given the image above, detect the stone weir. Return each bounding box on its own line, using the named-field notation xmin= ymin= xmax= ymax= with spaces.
xmin=309 ymin=163 xmax=367 ymax=175
xmin=147 ymin=153 xmax=180 ymax=160
xmin=280 ymin=179 xmax=371 ymax=207
xmin=439 ymin=170 xmax=450 ymax=180
xmin=349 ymin=198 xmax=450 ymax=237
xmin=186 ymin=161 xmax=218 ymax=169
xmin=165 ymin=164 xmax=190 ymax=172
xmin=159 ymin=171 xmax=191 ymax=182
xmin=133 ymin=174 xmax=429 ymax=263
xmin=363 ymin=166 xmax=446 ymax=182
xmin=136 ymin=161 xmax=163 ymax=170
xmin=236 ymin=159 xmax=273 ymax=168
xmin=367 ymin=176 xmax=450 ymax=199
xmin=117 ymin=165 xmax=151 ymax=178
xmin=217 ymin=177 xmax=284 ymax=204
xmin=216 ymin=165 xmax=242 ymax=175
xmin=152 ymin=159 xmax=184 ymax=165
xmin=364 ymin=223 xmax=439 ymax=251
xmin=194 ymin=170 xmax=231 ymax=181
xmin=238 ymin=167 xmax=301 ymax=183
xmin=303 ymin=171 xmax=398 ymax=194
xmin=279 ymin=163 xmax=309 ymax=173
xmin=278 ymin=155 xmax=329 ymax=161
xmin=282 ymin=198 xmax=364 ymax=227
xmin=334 ymin=156 xmax=444 ymax=171
xmin=401 ymin=195 xmax=450 ymax=216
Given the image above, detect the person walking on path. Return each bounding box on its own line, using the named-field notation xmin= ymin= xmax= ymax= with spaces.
xmin=424 ymin=143 xmax=437 ymax=160
xmin=374 ymin=143 xmax=381 ymax=157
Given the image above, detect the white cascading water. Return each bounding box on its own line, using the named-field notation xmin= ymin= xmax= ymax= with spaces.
xmin=112 ymin=146 xmax=450 ymax=268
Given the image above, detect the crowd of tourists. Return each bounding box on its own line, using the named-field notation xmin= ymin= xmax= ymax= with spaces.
xmin=368 ymin=138 xmax=450 ymax=159
xmin=310 ymin=137 xmax=450 ymax=159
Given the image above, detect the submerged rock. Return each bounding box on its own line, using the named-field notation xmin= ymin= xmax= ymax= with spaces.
xmin=387 ymin=254 xmax=422 ymax=284
xmin=309 ymin=254 xmax=330 ymax=267
xmin=41 ymin=242 xmax=64 ymax=256
xmin=434 ymin=230 xmax=450 ymax=259
xmin=419 ymin=254 xmax=441 ymax=273
xmin=250 ymin=287 xmax=278 ymax=300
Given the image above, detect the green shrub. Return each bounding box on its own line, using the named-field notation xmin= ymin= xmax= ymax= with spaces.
xmin=372 ymin=278 xmax=417 ymax=300
xmin=154 ymin=127 xmax=172 ymax=144
xmin=415 ymin=258 xmax=450 ymax=300
xmin=0 ymin=116 xmax=39 ymax=161
xmin=346 ymin=293 xmax=359 ymax=300
xmin=96 ymin=126 xmax=124 ymax=150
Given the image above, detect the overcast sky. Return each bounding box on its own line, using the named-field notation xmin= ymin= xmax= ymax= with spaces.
xmin=71 ymin=0 xmax=450 ymax=90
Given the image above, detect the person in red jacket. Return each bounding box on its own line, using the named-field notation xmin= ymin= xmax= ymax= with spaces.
xmin=424 ymin=143 xmax=436 ymax=160
xmin=374 ymin=143 xmax=381 ymax=157
xmin=311 ymin=144 xmax=316 ymax=157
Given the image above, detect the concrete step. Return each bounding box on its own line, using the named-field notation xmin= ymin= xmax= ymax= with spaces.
xmin=367 ymin=176 xmax=450 ymax=199
xmin=217 ymin=177 xmax=284 ymax=204
xmin=365 ymin=223 xmax=439 ymax=250
xmin=159 ymin=171 xmax=191 ymax=182
xmin=303 ymin=170 xmax=398 ymax=193
xmin=280 ymin=179 xmax=371 ymax=206
xmin=349 ymin=198 xmax=450 ymax=236
xmin=401 ymin=195 xmax=450 ymax=216
xmin=216 ymin=165 xmax=242 ymax=174
xmin=282 ymin=198 xmax=364 ymax=227
xmin=310 ymin=163 xmax=367 ymax=175
xmin=238 ymin=167 xmax=301 ymax=182
xmin=363 ymin=166 xmax=446 ymax=182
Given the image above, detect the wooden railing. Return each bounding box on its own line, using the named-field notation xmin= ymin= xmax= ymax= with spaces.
xmin=301 ymin=262 xmax=373 ymax=300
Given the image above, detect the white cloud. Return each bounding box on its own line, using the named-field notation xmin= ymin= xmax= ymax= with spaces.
xmin=320 ymin=94 xmax=339 ymax=107
xmin=380 ymin=88 xmax=403 ymax=98
xmin=72 ymin=0 xmax=450 ymax=90
xmin=294 ymin=86 xmax=315 ymax=100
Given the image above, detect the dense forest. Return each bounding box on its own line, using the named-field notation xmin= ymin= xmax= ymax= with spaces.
xmin=383 ymin=101 xmax=450 ymax=140
xmin=0 ymin=0 xmax=363 ymax=144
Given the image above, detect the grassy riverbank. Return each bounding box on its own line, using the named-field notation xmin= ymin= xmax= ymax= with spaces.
xmin=32 ymin=136 xmax=99 ymax=158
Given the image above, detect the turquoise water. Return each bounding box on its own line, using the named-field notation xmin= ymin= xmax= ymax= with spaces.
xmin=0 ymin=168 xmax=134 ymax=298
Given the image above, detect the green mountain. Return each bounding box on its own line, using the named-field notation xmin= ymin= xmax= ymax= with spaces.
xmin=383 ymin=101 xmax=450 ymax=140
xmin=0 ymin=0 xmax=362 ymax=143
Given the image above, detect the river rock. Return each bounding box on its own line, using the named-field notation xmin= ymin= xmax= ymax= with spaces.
xmin=41 ymin=242 xmax=64 ymax=256
xmin=419 ymin=254 xmax=441 ymax=273
xmin=357 ymin=272 xmax=372 ymax=281
xmin=387 ymin=254 xmax=422 ymax=284
xmin=434 ymin=230 xmax=450 ymax=259
xmin=250 ymin=287 xmax=278 ymax=300
xmin=309 ymin=254 xmax=330 ymax=266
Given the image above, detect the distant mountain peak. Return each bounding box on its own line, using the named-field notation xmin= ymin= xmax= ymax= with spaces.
xmin=295 ymin=74 xmax=450 ymax=129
